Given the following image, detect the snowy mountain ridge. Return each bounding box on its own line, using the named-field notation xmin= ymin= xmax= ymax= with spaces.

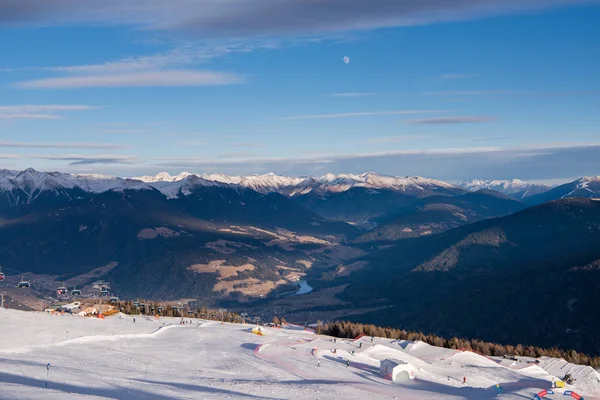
xmin=0 ymin=168 xmax=568 ymax=201
xmin=458 ymin=179 xmax=553 ymax=199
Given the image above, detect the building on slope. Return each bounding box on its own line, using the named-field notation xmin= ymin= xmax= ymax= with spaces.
xmin=379 ymin=359 xmax=416 ymax=382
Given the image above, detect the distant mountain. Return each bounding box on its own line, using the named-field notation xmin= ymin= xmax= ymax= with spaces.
xmin=354 ymin=189 xmax=527 ymax=242
xmin=526 ymin=176 xmax=600 ymax=205
xmin=135 ymin=171 xmax=463 ymax=197
xmin=333 ymin=198 xmax=600 ymax=354
xmin=458 ymin=179 xmax=552 ymax=199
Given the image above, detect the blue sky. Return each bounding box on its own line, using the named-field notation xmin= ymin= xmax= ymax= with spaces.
xmin=0 ymin=0 xmax=599 ymax=182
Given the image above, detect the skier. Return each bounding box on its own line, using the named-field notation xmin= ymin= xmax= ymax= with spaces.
xmin=317 ymin=359 xmax=320 ymax=367
xmin=133 ymin=317 xmax=136 ymax=323
xmin=346 ymin=360 xmax=350 ymax=368
xmin=333 ymin=338 xmax=336 ymax=343
xmin=496 ymin=383 xmax=502 ymax=394
xmin=463 ymin=376 xmax=466 ymax=384
xmin=359 ymin=343 xmax=362 ymax=349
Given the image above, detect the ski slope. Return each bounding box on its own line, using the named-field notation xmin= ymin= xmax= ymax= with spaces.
xmin=1 ymin=309 xmax=599 ymax=400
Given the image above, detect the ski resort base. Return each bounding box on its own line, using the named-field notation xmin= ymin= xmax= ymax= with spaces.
xmin=1 ymin=309 xmax=600 ymax=400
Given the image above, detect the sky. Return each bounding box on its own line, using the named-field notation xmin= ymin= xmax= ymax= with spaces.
xmin=0 ymin=0 xmax=599 ymax=182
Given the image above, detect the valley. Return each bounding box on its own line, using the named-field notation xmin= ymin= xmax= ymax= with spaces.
xmin=2 ymin=168 xmax=600 ymax=355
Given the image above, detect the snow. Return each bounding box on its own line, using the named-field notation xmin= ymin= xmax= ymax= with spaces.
xmin=3 ymin=169 xmax=464 ymax=200
xmin=459 ymin=179 xmax=551 ymax=196
xmin=2 ymin=309 xmax=599 ymax=400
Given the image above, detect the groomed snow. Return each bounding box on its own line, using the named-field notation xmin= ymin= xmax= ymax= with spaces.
xmin=2 ymin=309 xmax=599 ymax=399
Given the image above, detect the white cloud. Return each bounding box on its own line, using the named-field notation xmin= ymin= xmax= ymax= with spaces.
xmin=176 ymin=140 xmax=206 ymax=146
xmin=152 ymin=143 xmax=600 ymax=181
xmin=358 ymin=135 xmax=428 ymax=144
xmin=329 ymin=92 xmax=379 ymax=97
xmin=0 ymin=105 xmax=97 ymax=113
xmin=100 ymin=129 xmax=150 ymax=133
xmin=426 ymin=90 xmax=514 ymax=96
xmin=30 ymin=154 xmax=138 ymax=165
xmin=0 ymin=113 xmax=63 ymax=120
xmin=0 ymin=141 xmax=130 ymax=149
xmin=18 ymin=70 xmax=244 ymax=89
xmin=0 ymin=0 xmax=593 ymax=38
xmin=279 ymin=110 xmax=451 ymax=120
xmin=227 ymin=143 xmax=265 ymax=148
xmin=406 ymin=116 xmax=496 ymax=124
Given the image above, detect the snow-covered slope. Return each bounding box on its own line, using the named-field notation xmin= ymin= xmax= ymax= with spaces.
xmin=526 ymin=176 xmax=600 ymax=204
xmin=1 ymin=308 xmax=598 ymax=400
xmin=5 ymin=168 xmax=462 ymax=199
xmin=458 ymin=179 xmax=552 ymax=199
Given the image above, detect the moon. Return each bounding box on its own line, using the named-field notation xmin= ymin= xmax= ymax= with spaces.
xmin=343 ymin=56 xmax=350 ymax=64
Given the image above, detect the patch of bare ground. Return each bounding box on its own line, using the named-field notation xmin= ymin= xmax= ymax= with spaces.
xmin=214 ymin=278 xmax=288 ymax=297
xmin=137 ymin=227 xmax=182 ymax=239
xmin=187 ymin=260 xmax=226 ymax=274
xmin=296 ymin=260 xmax=313 ymax=268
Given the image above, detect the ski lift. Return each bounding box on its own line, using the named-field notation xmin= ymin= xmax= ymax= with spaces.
xmin=157 ymin=306 xmax=164 ymax=312
xmin=109 ymin=296 xmax=119 ymax=304
xmin=71 ymin=286 xmax=81 ymax=296
xmin=100 ymin=290 xmax=109 ymax=297
xmin=133 ymin=301 xmax=140 ymax=308
xmin=57 ymin=283 xmax=67 ymax=295
xmin=17 ymin=276 xmax=30 ymax=289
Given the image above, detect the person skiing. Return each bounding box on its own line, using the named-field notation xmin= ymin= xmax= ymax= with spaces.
xmin=346 ymin=360 xmax=350 ymax=368
xmin=317 ymin=359 xmax=320 ymax=367
xmin=133 ymin=317 xmax=136 ymax=323
xmin=463 ymin=376 xmax=466 ymax=384
xmin=359 ymin=342 xmax=362 ymax=349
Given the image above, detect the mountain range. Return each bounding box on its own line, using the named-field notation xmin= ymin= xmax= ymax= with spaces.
xmin=2 ymin=168 xmax=600 ymax=353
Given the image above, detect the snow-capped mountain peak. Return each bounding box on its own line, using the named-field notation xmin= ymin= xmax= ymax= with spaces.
xmin=458 ymin=179 xmax=553 ymax=199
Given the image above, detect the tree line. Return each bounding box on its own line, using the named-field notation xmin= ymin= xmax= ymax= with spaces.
xmin=117 ymin=301 xmax=244 ymax=323
xmin=315 ymin=320 xmax=600 ymax=368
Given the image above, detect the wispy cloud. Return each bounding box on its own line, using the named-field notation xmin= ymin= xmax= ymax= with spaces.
xmin=439 ymin=73 xmax=477 ymax=80
xmin=0 ymin=104 xmax=98 ymax=119
xmin=279 ymin=110 xmax=451 ymax=120
xmin=473 ymin=136 xmax=518 ymax=141
xmin=152 ymin=143 xmax=600 ymax=181
xmin=30 ymin=154 xmax=137 ymax=165
xmin=0 ymin=141 xmax=130 ymax=149
xmin=426 ymin=90 xmax=513 ymax=96
xmin=176 ymin=140 xmax=206 ymax=146
xmin=0 ymin=154 xmax=20 ymax=159
xmin=18 ymin=70 xmax=244 ymax=89
xmin=0 ymin=0 xmax=590 ymax=38
xmin=100 ymin=129 xmax=150 ymax=133
xmin=357 ymin=135 xmax=428 ymax=144
xmin=0 ymin=105 xmax=97 ymax=113
xmin=0 ymin=113 xmax=63 ymax=120
xmin=329 ymin=92 xmax=379 ymax=98
xmin=406 ymin=116 xmax=496 ymax=125
xmin=227 ymin=142 xmax=265 ymax=148
xmin=218 ymin=152 xmax=259 ymax=159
